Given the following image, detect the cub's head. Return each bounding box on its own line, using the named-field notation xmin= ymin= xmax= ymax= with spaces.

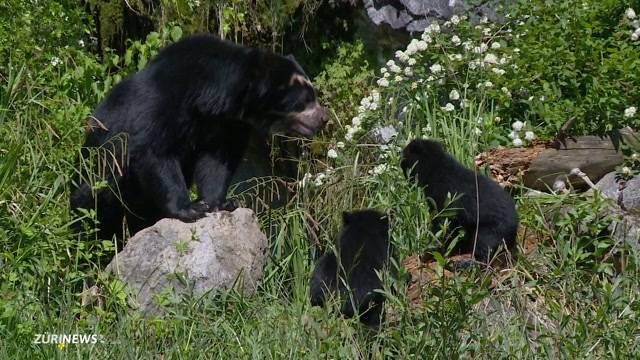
xmin=340 ymin=209 xmax=390 ymax=246
xmin=400 ymin=139 xmax=446 ymax=179
xmin=247 ymin=52 xmax=327 ymax=137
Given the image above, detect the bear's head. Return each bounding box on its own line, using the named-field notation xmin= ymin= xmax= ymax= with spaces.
xmin=246 ymin=52 xmax=327 ymax=137
xmin=400 ymin=139 xmax=447 ymax=179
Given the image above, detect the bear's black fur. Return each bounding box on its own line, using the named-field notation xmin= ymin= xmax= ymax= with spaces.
xmin=310 ymin=209 xmax=391 ymax=327
xmin=400 ymin=139 xmax=518 ymax=264
xmin=70 ymin=34 xmax=327 ymax=239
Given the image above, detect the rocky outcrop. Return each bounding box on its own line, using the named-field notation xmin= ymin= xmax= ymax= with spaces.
xmin=363 ymin=0 xmax=507 ymax=33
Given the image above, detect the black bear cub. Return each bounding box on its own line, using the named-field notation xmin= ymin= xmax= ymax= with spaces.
xmin=310 ymin=209 xmax=391 ymax=327
xmin=400 ymin=139 xmax=518 ymax=265
xmin=70 ymin=34 xmax=327 ymax=239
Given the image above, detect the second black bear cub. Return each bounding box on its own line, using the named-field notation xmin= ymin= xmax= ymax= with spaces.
xmin=401 ymin=139 xmax=518 ymax=264
xmin=310 ymin=209 xmax=391 ymax=327
xmin=70 ymin=34 xmax=327 ymax=240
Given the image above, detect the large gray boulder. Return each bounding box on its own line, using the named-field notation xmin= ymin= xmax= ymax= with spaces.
xmin=106 ymin=208 xmax=268 ymax=314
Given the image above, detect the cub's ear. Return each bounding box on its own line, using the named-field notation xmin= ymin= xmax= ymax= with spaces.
xmin=342 ymin=211 xmax=351 ymax=225
xmin=285 ymin=54 xmax=296 ymax=61
xmin=406 ymin=140 xmax=424 ymax=154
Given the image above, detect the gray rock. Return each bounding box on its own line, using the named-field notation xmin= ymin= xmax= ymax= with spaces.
xmin=367 ymin=4 xmax=414 ymax=29
xmin=608 ymin=206 xmax=640 ymax=250
xmin=106 ymin=208 xmax=268 ymax=314
xmin=401 ymin=0 xmax=453 ymax=18
xmin=363 ymin=0 xmax=507 ymax=33
xmin=369 ymin=125 xmax=398 ymax=144
xmin=407 ymin=19 xmax=429 ymax=32
xmin=595 ymin=172 xmax=640 ymax=249
xmin=595 ymin=172 xmax=640 ymax=211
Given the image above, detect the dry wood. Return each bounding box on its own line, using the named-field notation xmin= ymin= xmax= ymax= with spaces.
xmin=476 ymin=136 xmax=624 ymax=190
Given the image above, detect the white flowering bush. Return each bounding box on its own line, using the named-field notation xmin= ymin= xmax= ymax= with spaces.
xmin=331 ymin=1 xmax=640 ymax=141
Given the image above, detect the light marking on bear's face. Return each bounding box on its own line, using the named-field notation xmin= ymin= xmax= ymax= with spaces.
xmin=288 ymin=73 xmax=312 ymax=87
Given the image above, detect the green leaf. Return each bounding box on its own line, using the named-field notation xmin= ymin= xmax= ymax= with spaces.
xmin=170 ymin=26 xmax=183 ymax=42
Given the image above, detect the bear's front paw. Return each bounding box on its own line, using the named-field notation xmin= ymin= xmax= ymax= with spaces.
xmin=208 ymin=199 xmax=239 ymax=212
xmin=172 ymin=202 xmax=208 ymax=223
xmin=190 ymin=200 xmax=210 ymax=213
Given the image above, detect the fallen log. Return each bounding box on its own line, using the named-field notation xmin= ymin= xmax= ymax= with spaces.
xmin=476 ymin=136 xmax=624 ymax=191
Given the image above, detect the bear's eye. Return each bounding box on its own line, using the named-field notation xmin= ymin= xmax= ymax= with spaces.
xmin=299 ymin=89 xmax=315 ymax=104
xmin=280 ymin=89 xmax=314 ymax=112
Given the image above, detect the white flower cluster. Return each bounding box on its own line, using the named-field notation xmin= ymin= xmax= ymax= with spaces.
xmin=300 ymin=167 xmax=335 ymax=187
xmin=424 ymin=22 xmax=441 ymax=35
xmin=508 ymin=120 xmax=535 ymax=147
xmin=625 ymin=106 xmax=637 ymax=118
xmin=441 ymin=103 xmax=455 ymax=112
xmin=358 ymin=90 xmax=380 ymax=113
xmin=50 ymin=57 xmax=62 ymax=67
xmin=345 ymin=90 xmax=381 ymax=141
xmin=388 ymin=34 xmax=432 ymax=85
xmin=626 ymin=8 xmax=640 ymax=41
xmin=475 ymin=81 xmax=493 ymax=88
xmin=473 ymin=43 xmax=488 ymax=54
xmin=429 ymin=63 xmax=443 ymax=74
xmin=483 ymin=53 xmax=498 ymax=64
xmin=368 ymin=163 xmax=389 ymax=176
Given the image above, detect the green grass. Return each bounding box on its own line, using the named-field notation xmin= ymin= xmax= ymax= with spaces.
xmin=2 ymin=8 xmax=640 ymax=359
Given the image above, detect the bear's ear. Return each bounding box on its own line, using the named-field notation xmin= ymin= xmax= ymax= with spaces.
xmin=285 ymin=54 xmax=296 ymax=61
xmin=342 ymin=211 xmax=351 ymax=225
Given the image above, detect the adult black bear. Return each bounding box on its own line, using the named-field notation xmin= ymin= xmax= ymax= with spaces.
xmin=309 ymin=209 xmax=391 ymax=327
xmin=70 ymin=34 xmax=327 ymax=239
xmin=400 ymin=139 xmax=518 ymax=265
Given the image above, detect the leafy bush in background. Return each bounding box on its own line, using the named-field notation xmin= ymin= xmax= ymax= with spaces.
xmin=0 ymin=0 xmax=89 ymax=73
xmin=1 ymin=1 xmax=640 ymax=358
xmin=506 ymin=0 xmax=640 ymax=135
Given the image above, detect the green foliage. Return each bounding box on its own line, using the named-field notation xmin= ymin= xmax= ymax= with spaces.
xmin=104 ymin=0 xmax=320 ymax=49
xmin=506 ymin=0 xmax=640 ymax=135
xmin=314 ymin=40 xmax=374 ymax=129
xmin=0 ymin=0 xmax=89 ymax=73
xmin=1 ymin=0 xmax=640 ymax=358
